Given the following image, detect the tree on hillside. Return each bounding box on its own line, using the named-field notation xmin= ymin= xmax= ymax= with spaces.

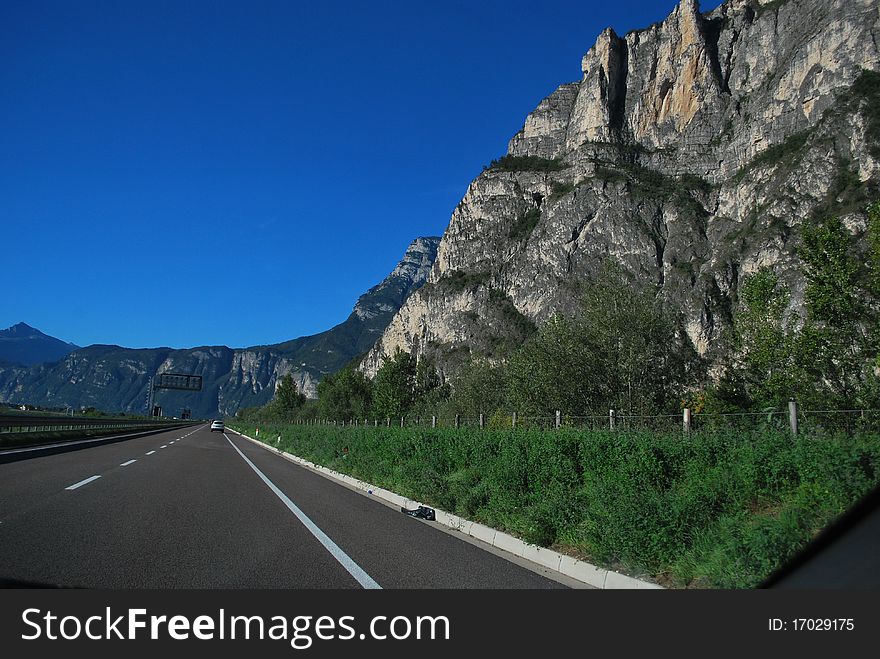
xmin=715 ymin=206 xmax=880 ymax=412
xmin=714 ymin=268 xmax=811 ymax=410
xmin=266 ymin=373 xmax=306 ymax=419
xmin=506 ymin=264 xmax=701 ymax=415
xmin=796 ymin=213 xmax=878 ymax=408
xmin=445 ymin=359 xmax=507 ymax=417
xmin=316 ymin=367 xmax=373 ymax=421
xmin=410 ymin=355 xmax=451 ymax=416
xmin=372 ymin=348 xmax=416 ymax=419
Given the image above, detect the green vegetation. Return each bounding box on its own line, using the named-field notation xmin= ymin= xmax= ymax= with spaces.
xmin=239 ymin=203 xmax=880 ymax=589
xmin=671 ymin=258 xmax=697 ymax=279
xmin=317 ymin=368 xmax=373 ymax=421
xmin=811 ymin=158 xmax=870 ymax=221
xmin=248 ymin=265 xmax=703 ymax=425
xmin=429 ymin=270 xmax=491 ymax=293
xmin=230 ymin=421 xmax=880 ymax=588
xmin=487 ymin=289 xmax=536 ymax=339
xmin=550 ymin=181 xmax=575 ymax=198
xmin=678 ymin=173 xmax=714 ymax=196
xmin=267 ymin=374 xmax=306 ymax=417
xmin=485 ymin=155 xmax=565 ymax=173
xmin=372 ymin=349 xmax=417 ymax=419
xmin=732 ymin=129 xmax=811 ymax=183
xmin=849 ymin=69 xmax=880 ymax=157
xmin=506 ymin=266 xmax=701 ymax=416
xmin=595 ymin=163 xmax=711 ymax=220
xmin=595 ymin=162 xmax=710 ymax=197
xmin=710 ymin=206 xmax=880 ymax=412
xmin=869 ymin=202 xmax=880 ymax=297
xmin=509 ymin=208 xmax=541 ymax=240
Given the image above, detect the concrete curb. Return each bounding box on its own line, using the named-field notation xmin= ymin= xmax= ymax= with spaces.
xmin=227 ymin=427 xmax=663 ymax=590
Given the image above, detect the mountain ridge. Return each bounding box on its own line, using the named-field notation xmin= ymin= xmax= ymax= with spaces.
xmin=0 ymin=322 xmax=80 ymax=367
xmin=0 ymin=237 xmax=440 ymax=417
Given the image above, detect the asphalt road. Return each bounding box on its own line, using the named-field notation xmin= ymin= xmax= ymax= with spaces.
xmin=0 ymin=424 xmax=567 ymax=588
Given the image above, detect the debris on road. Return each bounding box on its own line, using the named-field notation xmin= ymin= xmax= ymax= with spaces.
xmin=401 ymin=505 xmax=436 ymax=521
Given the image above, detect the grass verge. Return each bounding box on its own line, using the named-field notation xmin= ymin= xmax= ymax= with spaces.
xmin=229 ymin=422 xmax=880 ymax=588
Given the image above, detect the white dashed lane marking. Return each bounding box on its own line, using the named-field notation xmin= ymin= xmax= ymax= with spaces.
xmin=51 ymin=424 xmax=208 ymax=494
xmin=65 ymin=475 xmax=101 ymax=491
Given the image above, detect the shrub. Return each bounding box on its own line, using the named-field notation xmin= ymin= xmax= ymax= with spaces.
xmin=227 ymin=420 xmax=880 ymax=588
xmin=550 ymin=181 xmax=575 ymax=197
xmin=509 ymin=208 xmax=541 ymax=240
xmin=486 ymin=155 xmax=565 ymax=173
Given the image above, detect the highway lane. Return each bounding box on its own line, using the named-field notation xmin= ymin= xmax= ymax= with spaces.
xmin=0 ymin=424 xmax=567 ymax=588
xmin=0 ymin=425 xmax=204 ymax=520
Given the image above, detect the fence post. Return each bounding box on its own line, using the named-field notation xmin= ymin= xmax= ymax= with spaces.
xmin=555 ymin=410 xmax=561 ymax=430
xmin=455 ymin=414 xmax=460 ymax=429
xmin=432 ymin=415 xmax=437 ymax=428
xmin=683 ymin=408 xmax=691 ymax=434
xmin=374 ymin=419 xmax=378 ymax=427
xmin=400 ymin=417 xmax=405 ymax=428
xmin=512 ymin=412 xmax=517 ymax=429
xmin=609 ymin=409 xmax=615 ymax=430
xmin=479 ymin=413 xmax=484 ymax=429
xmin=789 ymin=399 xmax=798 ymax=436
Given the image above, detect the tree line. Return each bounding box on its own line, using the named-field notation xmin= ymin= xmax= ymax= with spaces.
xmin=241 ymin=203 xmax=880 ymax=424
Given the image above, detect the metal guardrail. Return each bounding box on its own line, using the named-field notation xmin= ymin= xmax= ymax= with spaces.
xmin=0 ymin=421 xmax=187 ymax=435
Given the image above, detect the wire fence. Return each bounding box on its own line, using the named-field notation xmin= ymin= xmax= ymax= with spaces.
xmin=276 ymin=406 xmax=880 ymax=436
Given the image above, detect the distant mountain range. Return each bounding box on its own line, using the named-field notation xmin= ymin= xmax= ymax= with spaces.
xmin=0 ymin=322 xmax=79 ymax=367
xmin=0 ymin=237 xmax=439 ymax=418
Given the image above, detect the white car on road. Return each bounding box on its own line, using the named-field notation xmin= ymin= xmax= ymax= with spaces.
xmin=210 ymin=420 xmax=224 ymax=432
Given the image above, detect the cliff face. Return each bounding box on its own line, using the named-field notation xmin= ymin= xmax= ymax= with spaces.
xmin=0 ymin=238 xmax=439 ymax=418
xmin=363 ymin=0 xmax=880 ymax=376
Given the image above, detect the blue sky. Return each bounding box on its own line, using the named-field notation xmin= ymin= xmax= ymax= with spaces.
xmin=1 ymin=0 xmax=719 ymax=349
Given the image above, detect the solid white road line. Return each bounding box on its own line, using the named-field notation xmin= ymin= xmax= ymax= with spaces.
xmin=65 ymin=475 xmax=101 ymax=491
xmin=120 ymin=459 xmax=137 ymax=466
xmin=223 ymin=433 xmax=381 ymax=590
xmin=146 ymin=450 xmax=156 ymax=455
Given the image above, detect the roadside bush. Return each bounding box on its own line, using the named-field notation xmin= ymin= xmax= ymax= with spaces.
xmin=228 ymin=420 xmax=880 ymax=588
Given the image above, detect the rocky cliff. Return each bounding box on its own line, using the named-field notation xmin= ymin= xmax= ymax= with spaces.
xmin=0 ymin=237 xmax=439 ymax=418
xmin=362 ymin=0 xmax=880 ymax=377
